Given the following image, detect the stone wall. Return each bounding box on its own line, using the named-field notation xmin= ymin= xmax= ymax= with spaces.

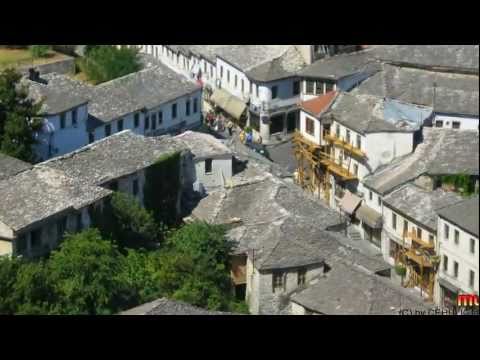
xmin=19 ymin=56 xmax=75 ymax=76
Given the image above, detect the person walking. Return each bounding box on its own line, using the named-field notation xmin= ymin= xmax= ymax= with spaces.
xmin=227 ymin=120 xmax=234 ymax=137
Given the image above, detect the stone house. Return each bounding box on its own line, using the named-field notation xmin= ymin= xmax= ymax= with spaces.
xmin=0 ymin=166 xmax=111 ymax=258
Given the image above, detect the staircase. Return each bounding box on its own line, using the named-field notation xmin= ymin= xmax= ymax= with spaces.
xmin=347 ymin=225 xmax=362 ymax=242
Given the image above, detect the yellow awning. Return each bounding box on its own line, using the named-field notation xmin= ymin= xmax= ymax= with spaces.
xmin=210 ymin=88 xmax=247 ymax=120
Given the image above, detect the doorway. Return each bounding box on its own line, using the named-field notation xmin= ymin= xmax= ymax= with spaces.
xmin=287 ymin=111 xmax=298 ymax=133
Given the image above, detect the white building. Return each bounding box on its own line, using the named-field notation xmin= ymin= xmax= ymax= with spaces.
xmin=26 ymin=63 xmax=202 ymax=161
xmin=436 ymin=196 xmax=479 ymax=308
xmin=175 ymin=131 xmax=233 ymax=191
xmin=0 ymin=165 xmax=111 ymax=258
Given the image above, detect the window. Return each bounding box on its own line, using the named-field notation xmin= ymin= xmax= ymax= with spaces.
xmin=417 ymin=227 xmax=422 ymax=240
xmin=452 ymin=121 xmax=461 ymax=129
xmin=88 ymin=132 xmax=95 ymax=144
xmin=105 ymin=124 xmax=111 ymax=137
xmin=220 ymin=66 xmax=223 ymax=78
xmin=16 ymin=235 xmax=27 ymax=254
xmin=377 ymin=196 xmax=382 ymax=207
xmin=298 ymin=268 xmax=307 ymax=286
xmin=271 ymin=86 xmax=278 ymax=99
xmin=325 ymin=82 xmax=334 ymax=92
xmin=158 ymin=111 xmax=163 ymax=124
xmin=31 ymin=229 xmax=42 ymax=249
xmin=76 ymin=213 xmax=83 ymax=232
xmin=454 ymin=229 xmax=459 ymax=245
xmin=469 ymin=270 xmax=475 ymax=288
xmin=117 ymin=119 xmax=124 ymax=132
xmin=210 ymin=65 xmax=214 ymax=78
xmin=193 ymin=98 xmax=198 ymax=113
xmin=435 ymin=120 xmax=443 ymax=128
xmin=293 ymin=81 xmax=300 ymax=95
xmin=255 ymin=84 xmax=259 ymax=98
xmin=428 ymin=234 xmax=434 ymax=244
xmin=144 ymin=116 xmax=150 ymax=130
xmin=453 ymin=261 xmax=459 ymax=278
xmin=403 ymin=220 xmax=408 ymax=237
xmin=204 ymin=62 xmax=207 ymax=74
xmin=241 ymin=79 xmax=244 ymax=93
xmin=72 ymin=109 xmax=77 ymax=126
xmin=186 ymin=100 xmax=191 ymax=116
xmin=315 ymin=81 xmax=323 ymax=95
xmin=110 ymin=181 xmax=118 ymax=192
xmin=470 ymin=238 xmax=476 ymax=254
xmin=353 ymin=164 xmax=358 ymax=176
xmin=60 ymin=113 xmax=66 ymax=129
xmin=57 ymin=217 xmax=67 ymax=242
xmin=133 ymin=179 xmax=139 ymax=197
xmin=356 ymin=135 xmax=361 ymax=149
xmin=306 ymin=81 xmax=315 ymax=94
xmin=335 ymin=124 xmax=340 ymax=138
xmin=172 ymin=103 xmax=177 ymax=119
xmin=249 ymin=82 xmax=252 ymax=94
xmin=227 ymin=70 xmax=230 ymax=83
xmin=205 ymin=159 xmax=213 ymax=174
xmin=134 ymin=113 xmax=140 ymax=128
xmin=392 ymin=213 xmax=397 ymax=230
xmin=272 ymin=271 xmax=284 ymax=292
xmin=234 ymin=75 xmax=238 ymax=88
xmin=151 ymin=113 xmax=157 ymax=130
xmin=369 ymin=191 xmax=373 ymax=201
xmin=444 ymin=224 xmax=449 ymax=240
xmin=306 ymin=117 xmax=315 ymax=135
xmin=346 ymin=130 xmax=351 ymax=144
xmin=443 ymin=255 xmax=448 ymax=272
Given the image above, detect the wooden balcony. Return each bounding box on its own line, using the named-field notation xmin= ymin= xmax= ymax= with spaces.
xmin=319 ymin=158 xmax=357 ymax=181
xmin=405 ymin=231 xmax=434 ymax=250
xmin=323 ymin=133 xmax=367 ymax=159
xmin=405 ymin=249 xmax=433 ymax=268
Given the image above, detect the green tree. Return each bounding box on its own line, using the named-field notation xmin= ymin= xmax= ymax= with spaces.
xmin=78 ymin=45 xmax=141 ymax=85
xmin=0 ymin=256 xmax=22 ymax=314
xmin=0 ymin=68 xmax=43 ymax=162
xmin=46 ymin=228 xmax=129 ymax=315
xmin=29 ymin=45 xmax=51 ymax=58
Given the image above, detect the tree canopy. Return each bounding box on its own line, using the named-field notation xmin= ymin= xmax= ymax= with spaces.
xmin=78 ymin=45 xmax=141 ymax=85
xmin=0 ymin=68 xmax=42 ymax=162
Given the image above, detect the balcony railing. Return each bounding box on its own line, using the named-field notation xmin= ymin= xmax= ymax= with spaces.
xmin=324 ymin=133 xmax=366 ymax=159
xmin=405 ymin=231 xmax=434 ymax=250
xmin=404 ymin=248 xmax=433 ymax=268
xmin=249 ymin=96 xmax=300 ymax=114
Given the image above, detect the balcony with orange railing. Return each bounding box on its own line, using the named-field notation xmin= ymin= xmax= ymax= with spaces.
xmin=404 ymin=230 xmax=435 ymax=250
xmin=323 ymin=132 xmax=367 ymax=159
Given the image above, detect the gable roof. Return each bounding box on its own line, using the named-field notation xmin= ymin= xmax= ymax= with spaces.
xmin=0 ymin=166 xmax=111 ymax=233
xmin=299 ymin=91 xmax=338 ymax=118
xmin=371 ymin=45 xmax=479 ymax=74
xmin=353 ymin=64 xmax=479 ymax=116
xmin=327 ymin=92 xmax=418 ymax=134
xmin=120 ymin=298 xmax=233 ymax=315
xmin=290 ymin=260 xmax=429 ymax=315
xmin=0 ymin=153 xmax=32 ymax=181
xmin=174 ymin=131 xmax=232 ymax=160
xmin=437 ymin=195 xmax=479 ymax=237
xmin=42 ymin=130 xmax=187 ymax=187
xmin=383 ymin=183 xmax=464 ymax=231
xmin=363 ymin=127 xmax=480 ymax=195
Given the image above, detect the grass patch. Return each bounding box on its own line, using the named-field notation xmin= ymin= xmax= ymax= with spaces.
xmin=0 ymin=48 xmax=68 ymax=70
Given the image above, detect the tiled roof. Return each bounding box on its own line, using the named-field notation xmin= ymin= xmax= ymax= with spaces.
xmin=437 ymin=195 xmax=479 ymax=237
xmin=120 ymin=298 xmax=234 ymax=315
xmin=299 ymin=91 xmax=338 ymax=117
xmin=0 ymin=153 xmax=32 ymax=181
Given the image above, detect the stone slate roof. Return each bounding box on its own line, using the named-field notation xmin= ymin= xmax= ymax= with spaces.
xmin=363 ymin=127 xmax=480 ymax=195
xmin=166 ymin=45 xmax=227 ymax=63
xmin=120 ymin=298 xmax=233 ymax=315
xmin=42 ymin=130 xmax=187 ymax=187
xmin=327 ymin=92 xmax=418 ymax=134
xmin=0 ymin=166 xmax=111 ymax=233
xmin=437 ymin=195 xmax=479 ymax=237
xmin=174 ymin=131 xmax=232 ymax=160
xmin=29 ymin=63 xmax=200 ymax=124
xmin=290 ymin=260 xmax=429 ymax=315
xmin=298 ymin=48 xmax=380 ymax=80
xmin=245 ymin=46 xmax=306 ymax=82
xmin=353 ymin=64 xmax=479 ymax=116
xmin=26 ymin=79 xmax=89 ymax=115
xmin=191 ymin=171 xmax=345 ymax=271
xmin=371 ymin=45 xmax=479 ymax=74
xmin=383 ymin=183 xmax=464 ymax=232
xmin=0 ymin=153 xmax=32 ymax=181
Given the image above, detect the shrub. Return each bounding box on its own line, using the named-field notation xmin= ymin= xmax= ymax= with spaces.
xmin=29 ymin=45 xmax=51 ymax=58
xmin=394 ymin=264 xmax=406 ymax=277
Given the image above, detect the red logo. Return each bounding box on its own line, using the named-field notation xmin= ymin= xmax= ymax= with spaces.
xmin=457 ymin=294 xmax=479 ymax=307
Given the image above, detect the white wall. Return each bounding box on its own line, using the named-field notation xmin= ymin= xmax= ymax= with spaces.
xmin=216 ymin=58 xmax=251 ymax=102
xmin=194 ymin=156 xmax=232 ymax=189
xmin=365 ymin=132 xmax=413 ymax=174
xmin=437 ymin=216 xmax=479 ymax=295
xmin=299 ymin=110 xmax=322 ymax=145
xmin=433 ymin=114 xmax=479 ymax=131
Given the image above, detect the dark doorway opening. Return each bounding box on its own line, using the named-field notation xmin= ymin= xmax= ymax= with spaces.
xmin=270 ymin=114 xmax=285 ymax=135
xmin=235 ymin=284 xmax=246 ymax=300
